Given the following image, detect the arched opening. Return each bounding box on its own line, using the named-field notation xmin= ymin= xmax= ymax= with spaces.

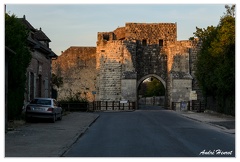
xmin=137 ymin=74 xmax=166 ymax=108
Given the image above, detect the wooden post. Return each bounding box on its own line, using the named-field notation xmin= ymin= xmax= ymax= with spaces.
xmin=99 ymin=101 xmax=101 ymax=111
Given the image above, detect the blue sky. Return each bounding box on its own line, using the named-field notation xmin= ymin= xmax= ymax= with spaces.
xmin=5 ymin=2 xmax=230 ymax=56
xmin=1 ymin=1 xmax=240 ymax=159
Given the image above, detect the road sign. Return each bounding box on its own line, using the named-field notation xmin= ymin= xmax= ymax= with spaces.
xmin=120 ymin=100 xmax=128 ymax=104
xmin=190 ymin=91 xmax=197 ymax=100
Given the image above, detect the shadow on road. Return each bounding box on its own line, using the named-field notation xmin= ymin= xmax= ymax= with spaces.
xmin=138 ymin=104 xmax=166 ymax=110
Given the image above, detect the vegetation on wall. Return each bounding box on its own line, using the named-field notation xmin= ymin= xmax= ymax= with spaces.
xmin=5 ymin=13 xmax=32 ymax=120
xmin=194 ymin=5 xmax=235 ymax=115
xmin=58 ymin=89 xmax=88 ymax=103
xmin=52 ymin=73 xmax=63 ymax=89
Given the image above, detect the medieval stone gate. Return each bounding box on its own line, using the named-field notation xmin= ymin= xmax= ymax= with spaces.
xmin=53 ymin=22 xmax=202 ymax=110
xmin=95 ymin=22 xmax=201 ymax=109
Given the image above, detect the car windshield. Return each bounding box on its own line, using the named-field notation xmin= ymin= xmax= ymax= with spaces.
xmin=30 ymin=99 xmax=51 ymax=105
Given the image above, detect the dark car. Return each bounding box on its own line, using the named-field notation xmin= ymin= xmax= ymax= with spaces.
xmin=26 ymin=98 xmax=62 ymax=123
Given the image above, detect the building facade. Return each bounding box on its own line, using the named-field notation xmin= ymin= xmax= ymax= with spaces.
xmin=20 ymin=16 xmax=58 ymax=104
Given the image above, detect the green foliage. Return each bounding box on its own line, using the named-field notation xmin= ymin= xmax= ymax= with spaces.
xmin=194 ymin=5 xmax=235 ymax=115
xmin=139 ymin=78 xmax=165 ymax=97
xmin=5 ymin=13 xmax=32 ymax=120
xmin=59 ymin=90 xmax=88 ymax=103
xmin=52 ymin=73 xmax=63 ymax=88
xmin=189 ymin=37 xmax=195 ymax=40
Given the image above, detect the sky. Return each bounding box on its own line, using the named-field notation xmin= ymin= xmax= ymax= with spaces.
xmin=3 ymin=1 xmax=235 ymax=56
xmin=1 ymin=1 xmax=240 ymax=160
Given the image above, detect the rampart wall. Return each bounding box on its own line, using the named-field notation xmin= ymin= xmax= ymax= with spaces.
xmin=52 ymin=22 xmax=201 ymax=110
xmin=52 ymin=46 xmax=96 ymax=101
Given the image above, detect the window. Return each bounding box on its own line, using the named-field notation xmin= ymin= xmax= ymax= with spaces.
xmin=103 ymin=34 xmax=109 ymax=41
xmin=159 ymin=39 xmax=163 ymax=46
xmin=30 ymin=99 xmax=51 ymax=105
xmin=142 ymin=39 xmax=147 ymax=46
xmin=38 ymin=74 xmax=42 ymax=97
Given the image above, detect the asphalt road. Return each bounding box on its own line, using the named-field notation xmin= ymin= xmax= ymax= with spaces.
xmin=63 ymin=106 xmax=235 ymax=157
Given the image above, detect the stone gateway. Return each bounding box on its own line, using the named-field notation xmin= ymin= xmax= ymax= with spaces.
xmin=52 ymin=22 xmax=202 ymax=110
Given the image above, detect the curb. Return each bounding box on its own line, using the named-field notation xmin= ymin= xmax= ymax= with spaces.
xmin=59 ymin=114 xmax=100 ymax=157
xmin=180 ymin=113 xmax=235 ymax=134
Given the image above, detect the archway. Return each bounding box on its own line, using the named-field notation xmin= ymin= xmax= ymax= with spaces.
xmin=137 ymin=74 xmax=166 ymax=89
xmin=137 ymin=74 xmax=166 ymax=108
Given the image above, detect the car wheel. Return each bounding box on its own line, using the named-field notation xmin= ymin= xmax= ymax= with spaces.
xmin=51 ymin=114 xmax=56 ymax=123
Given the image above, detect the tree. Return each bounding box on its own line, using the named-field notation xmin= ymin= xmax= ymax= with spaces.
xmin=144 ymin=78 xmax=165 ymax=97
xmin=194 ymin=5 xmax=235 ymax=115
xmin=5 ymin=13 xmax=32 ymax=120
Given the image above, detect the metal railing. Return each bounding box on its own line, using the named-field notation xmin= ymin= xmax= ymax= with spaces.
xmin=89 ymin=101 xmax=136 ymax=111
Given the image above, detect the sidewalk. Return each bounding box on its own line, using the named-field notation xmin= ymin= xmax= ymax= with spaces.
xmin=178 ymin=110 xmax=235 ymax=134
xmin=5 ymin=112 xmax=99 ymax=157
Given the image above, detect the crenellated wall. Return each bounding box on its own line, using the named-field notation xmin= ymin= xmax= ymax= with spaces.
xmin=125 ymin=23 xmax=177 ymax=44
xmin=52 ymin=22 xmax=201 ymax=110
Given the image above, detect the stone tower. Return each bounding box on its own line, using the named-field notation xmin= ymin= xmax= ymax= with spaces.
xmin=96 ymin=22 xmax=200 ymax=109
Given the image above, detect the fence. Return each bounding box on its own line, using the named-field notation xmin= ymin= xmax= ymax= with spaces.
xmin=172 ymin=101 xmax=205 ymax=112
xmin=191 ymin=100 xmax=205 ymax=112
xmin=60 ymin=102 xmax=88 ymax=112
xmin=138 ymin=96 xmax=165 ymax=106
xmin=89 ymin=101 xmax=136 ymax=111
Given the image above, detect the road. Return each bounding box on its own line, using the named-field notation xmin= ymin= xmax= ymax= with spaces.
xmin=63 ymin=106 xmax=235 ymax=157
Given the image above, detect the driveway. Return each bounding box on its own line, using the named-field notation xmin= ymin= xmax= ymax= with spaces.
xmin=5 ymin=112 xmax=99 ymax=157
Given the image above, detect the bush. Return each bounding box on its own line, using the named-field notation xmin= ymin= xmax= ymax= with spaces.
xmin=59 ymin=91 xmax=88 ymax=103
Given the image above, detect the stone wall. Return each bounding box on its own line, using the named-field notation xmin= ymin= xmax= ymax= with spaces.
xmin=136 ymin=44 xmax=167 ymax=81
xmin=125 ymin=23 xmax=177 ymax=44
xmin=52 ymin=22 xmax=201 ymax=110
xmin=96 ymin=22 xmax=200 ymax=109
xmin=96 ymin=39 xmax=137 ymax=101
xmin=189 ymin=39 xmax=203 ymax=98
xmin=159 ymin=40 xmax=192 ymax=108
xmin=52 ymin=46 xmax=96 ymax=101
xmin=96 ymin=41 xmax=123 ymax=101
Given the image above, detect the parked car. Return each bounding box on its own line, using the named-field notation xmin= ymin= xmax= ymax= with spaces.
xmin=25 ymin=98 xmax=62 ymax=123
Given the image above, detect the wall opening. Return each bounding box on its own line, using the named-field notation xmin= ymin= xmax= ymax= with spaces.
xmin=142 ymin=39 xmax=147 ymax=46
xmin=137 ymin=75 xmax=166 ymax=107
xmin=37 ymin=74 xmax=42 ymax=97
xmin=159 ymin=39 xmax=163 ymax=46
xmin=103 ymin=34 xmax=109 ymax=41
